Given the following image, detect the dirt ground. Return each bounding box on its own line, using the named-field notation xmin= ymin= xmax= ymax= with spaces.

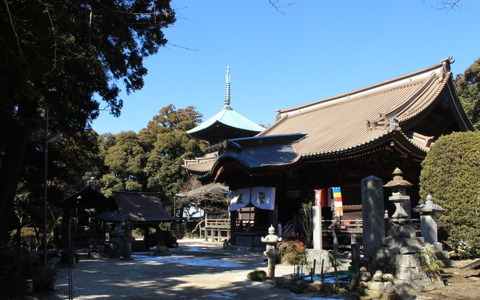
xmin=48 ymin=239 xmax=480 ymax=300
xmin=417 ymin=259 xmax=480 ymax=300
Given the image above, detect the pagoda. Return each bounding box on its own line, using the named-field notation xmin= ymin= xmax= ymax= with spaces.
xmin=187 ymin=66 xmax=264 ymax=150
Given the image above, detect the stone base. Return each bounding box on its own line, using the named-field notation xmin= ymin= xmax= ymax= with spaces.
xmin=305 ymin=249 xmax=333 ymax=271
xmin=386 ymin=222 xmax=416 ymax=238
xmin=373 ymin=234 xmax=447 ymax=294
xmin=395 ymin=277 xmax=444 ymax=295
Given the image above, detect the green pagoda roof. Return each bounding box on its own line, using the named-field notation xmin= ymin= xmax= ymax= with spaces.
xmin=187 ymin=66 xmax=264 ymax=142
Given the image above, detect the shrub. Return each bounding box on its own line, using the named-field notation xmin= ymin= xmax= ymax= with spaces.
xmin=278 ymin=240 xmax=307 ymax=265
xmin=32 ymin=264 xmax=57 ymax=292
xmin=419 ymin=131 xmax=480 ymax=258
xmin=247 ymin=270 xmax=267 ymax=281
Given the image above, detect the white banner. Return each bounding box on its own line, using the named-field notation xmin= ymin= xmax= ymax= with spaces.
xmin=229 ymin=188 xmax=250 ymax=211
xmin=229 ymin=187 xmax=276 ymax=211
xmin=251 ymin=187 xmax=276 ymax=210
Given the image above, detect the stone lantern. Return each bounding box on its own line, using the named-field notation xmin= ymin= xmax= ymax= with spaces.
xmin=261 ymin=225 xmax=282 ymax=278
xmin=384 ymin=168 xmax=415 ymax=238
xmin=121 ymin=221 xmax=135 ymax=261
xmin=413 ymin=194 xmax=445 ymax=244
xmin=384 ymin=168 xmax=413 ymax=222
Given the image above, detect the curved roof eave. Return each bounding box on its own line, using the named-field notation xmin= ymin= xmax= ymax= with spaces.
xmin=300 ymin=129 xmax=427 ymax=161
xmin=188 ymin=107 xmax=265 ymax=135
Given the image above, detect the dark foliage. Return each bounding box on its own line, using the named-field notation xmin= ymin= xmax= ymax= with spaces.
xmin=420 ymin=131 xmax=480 ymax=258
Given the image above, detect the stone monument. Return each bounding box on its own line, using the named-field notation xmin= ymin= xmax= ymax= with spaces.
xmin=361 ymin=175 xmax=385 ymax=258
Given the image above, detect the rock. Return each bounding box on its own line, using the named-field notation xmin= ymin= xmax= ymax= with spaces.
xmin=322 ymin=282 xmax=336 ymax=293
xmin=306 ymin=281 xmax=322 ymax=292
xmin=382 ymin=273 xmax=395 ymax=282
xmin=383 ymin=281 xmax=395 ymax=294
xmin=367 ymin=281 xmax=384 ymax=291
xmin=289 ymin=280 xmax=308 ymax=294
xmin=373 ymin=270 xmax=383 ymax=281
xmin=365 ymin=288 xmax=383 ymax=298
xmin=381 ymin=292 xmax=396 ymax=300
xmin=360 ymin=271 xmax=372 ymax=282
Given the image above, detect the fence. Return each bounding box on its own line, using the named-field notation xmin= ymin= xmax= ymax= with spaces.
xmin=201 ymin=218 xmax=230 ymax=242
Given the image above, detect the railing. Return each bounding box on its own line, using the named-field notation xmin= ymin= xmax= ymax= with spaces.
xmin=201 ymin=218 xmax=230 ymax=242
xmin=320 ymin=218 xmax=421 ymax=250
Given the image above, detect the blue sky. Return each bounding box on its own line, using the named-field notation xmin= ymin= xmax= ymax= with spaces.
xmin=91 ymin=0 xmax=480 ymax=134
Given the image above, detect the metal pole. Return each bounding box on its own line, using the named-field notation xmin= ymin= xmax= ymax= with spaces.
xmin=68 ymin=220 xmax=73 ymax=300
xmin=43 ymin=107 xmax=49 ymax=266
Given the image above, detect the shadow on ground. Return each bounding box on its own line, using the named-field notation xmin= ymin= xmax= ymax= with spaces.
xmin=54 ymin=240 xmax=341 ymax=300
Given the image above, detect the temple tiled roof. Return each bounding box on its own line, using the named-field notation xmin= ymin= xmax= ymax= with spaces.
xmin=183 ymin=154 xmax=218 ymax=174
xmin=258 ymin=57 xmax=471 ymax=159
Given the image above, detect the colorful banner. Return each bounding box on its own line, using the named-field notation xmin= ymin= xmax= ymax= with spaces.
xmin=332 ymin=187 xmax=344 ymax=217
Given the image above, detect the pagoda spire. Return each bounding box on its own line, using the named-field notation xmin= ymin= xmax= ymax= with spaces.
xmin=224 ymin=66 xmax=232 ymax=110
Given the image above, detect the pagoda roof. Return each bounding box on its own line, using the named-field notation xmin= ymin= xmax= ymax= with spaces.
xmin=194 ymin=58 xmax=472 ymax=180
xmin=187 ymin=66 xmax=264 ymax=141
xmin=187 ymin=105 xmax=264 ymax=139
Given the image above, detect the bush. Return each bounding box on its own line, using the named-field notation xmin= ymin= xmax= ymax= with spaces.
xmin=278 ymin=240 xmax=307 ymax=265
xmin=32 ymin=264 xmax=57 ymax=292
xmin=0 ymin=245 xmax=42 ymax=296
xmin=419 ymin=131 xmax=480 ymax=258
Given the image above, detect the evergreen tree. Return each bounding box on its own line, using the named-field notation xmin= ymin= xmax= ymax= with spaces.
xmin=419 ymin=131 xmax=480 ymax=258
xmin=0 ymin=0 xmax=175 ymax=243
xmin=455 ymin=58 xmax=480 ymax=130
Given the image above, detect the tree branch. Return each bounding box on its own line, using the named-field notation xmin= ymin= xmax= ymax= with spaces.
xmin=268 ymin=0 xmax=295 ymax=15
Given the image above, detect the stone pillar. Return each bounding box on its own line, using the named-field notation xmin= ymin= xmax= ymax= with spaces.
xmin=413 ymin=194 xmax=445 ymax=244
xmin=312 ymin=206 xmax=323 ymax=250
xmin=361 ymin=175 xmax=385 ymax=258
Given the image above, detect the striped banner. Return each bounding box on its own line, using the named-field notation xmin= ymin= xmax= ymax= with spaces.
xmin=332 ymin=187 xmax=343 ymax=217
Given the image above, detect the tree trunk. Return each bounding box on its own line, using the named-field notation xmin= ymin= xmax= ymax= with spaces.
xmin=0 ymin=100 xmax=38 ymax=244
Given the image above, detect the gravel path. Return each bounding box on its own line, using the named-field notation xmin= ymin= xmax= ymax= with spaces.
xmin=53 ymin=239 xmax=344 ymax=300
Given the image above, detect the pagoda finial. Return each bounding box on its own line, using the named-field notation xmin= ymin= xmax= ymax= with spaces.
xmin=224 ymin=66 xmax=232 ymax=110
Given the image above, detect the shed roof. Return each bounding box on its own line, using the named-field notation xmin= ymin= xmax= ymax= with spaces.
xmin=96 ymin=191 xmax=176 ymax=223
xmin=60 ymin=186 xmax=113 ymax=210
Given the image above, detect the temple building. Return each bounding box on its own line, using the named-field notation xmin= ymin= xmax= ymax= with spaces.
xmin=184 ymin=57 xmax=473 ymax=249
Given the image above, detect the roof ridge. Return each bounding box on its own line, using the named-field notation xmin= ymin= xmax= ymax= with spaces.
xmin=281 ymin=77 xmax=426 ymax=121
xmin=276 ymin=59 xmax=451 ymax=118
xmin=259 ymin=114 xmax=289 ymax=136
xmin=395 ymin=72 xmax=449 ymax=124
